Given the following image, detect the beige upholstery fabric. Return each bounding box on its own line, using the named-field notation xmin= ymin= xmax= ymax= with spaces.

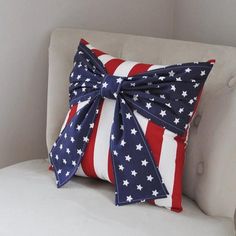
xmin=0 ymin=160 xmax=234 ymax=236
xmin=46 ymin=28 xmax=236 ymax=219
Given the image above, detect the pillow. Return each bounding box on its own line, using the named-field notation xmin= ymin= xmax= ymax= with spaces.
xmin=49 ymin=38 xmax=214 ymax=212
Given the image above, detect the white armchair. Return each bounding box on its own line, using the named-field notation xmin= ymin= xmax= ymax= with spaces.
xmin=0 ymin=28 xmax=235 ymax=236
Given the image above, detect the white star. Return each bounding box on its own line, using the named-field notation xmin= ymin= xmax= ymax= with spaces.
xmin=179 ymin=108 xmax=184 ymax=113
xmin=77 ymin=149 xmax=83 ymax=155
xmin=65 ymin=171 xmax=70 ymax=177
xmin=70 ymin=137 xmax=75 ymax=143
xmin=111 ymin=134 xmax=115 ymax=140
xmin=72 ymin=161 xmax=76 ymax=166
xmin=200 ymin=70 xmax=206 ymax=76
xmin=76 ymin=125 xmax=81 ymax=131
xmin=146 ymin=102 xmax=152 ymax=109
xmin=121 ymin=139 xmax=126 ymax=146
xmin=59 ymin=144 xmax=63 ymax=150
xmin=116 ymin=77 xmax=123 ymax=84
xmin=83 ymin=136 xmax=89 ymax=142
xmin=160 ymin=94 xmax=165 ymax=99
xmin=169 ymin=70 xmax=175 ymax=77
xmin=64 ymin=133 xmax=67 ymax=139
xmin=137 ymin=185 xmax=143 ymax=191
xmin=102 ymin=82 xmax=108 ymax=88
xmin=160 ymin=110 xmax=166 ymax=117
xmin=113 ymin=150 xmax=118 ymax=156
xmin=126 ymin=113 xmax=132 ymax=119
xmin=120 ymin=125 xmax=124 ymax=130
xmin=55 ymin=155 xmax=59 ymax=160
xmin=126 ymin=195 xmax=133 ymax=202
xmin=89 ymin=123 xmax=94 ymax=128
xmin=93 ymin=85 xmax=98 ymax=89
xmin=125 ymin=155 xmax=132 ymax=162
xmin=189 ymin=111 xmax=193 ymax=116
xmin=131 ymin=170 xmax=137 ymax=176
xmin=176 ymin=77 xmax=182 ymax=81
xmin=165 ymin=103 xmax=172 ymax=108
xmin=53 ymin=142 xmax=57 ymax=147
xmin=141 ymin=159 xmax=148 ymax=166
xmin=133 ymin=94 xmax=139 ymax=101
xmin=158 ymin=76 xmax=165 ymax=81
xmin=194 ymin=83 xmax=200 ymax=88
xmin=123 ymin=180 xmax=129 ymax=186
xmin=77 ymin=75 xmax=81 ymax=80
xmin=63 ymin=159 xmax=67 ymax=164
xmin=171 ymin=85 xmax=176 ymax=91
xmin=189 ymin=99 xmax=194 ymax=104
xmin=119 ymin=165 xmax=124 ymax=171
xmin=131 ymin=83 xmax=136 ymax=87
xmin=66 ymin=148 xmax=70 ymax=154
xmin=185 ymin=68 xmax=191 ymax=73
xmin=182 ymin=91 xmax=188 ymax=97
xmin=174 ymin=118 xmax=180 ymax=124
xmin=152 ymin=190 xmax=159 ymax=197
xmin=57 ymin=169 xmax=62 ymax=174
xmin=147 ymin=175 xmax=154 ymax=182
xmin=131 ymin=128 xmax=137 ymax=135
xmin=136 ymin=144 xmax=143 ymax=151
xmin=121 ymin=99 xmax=125 ymax=104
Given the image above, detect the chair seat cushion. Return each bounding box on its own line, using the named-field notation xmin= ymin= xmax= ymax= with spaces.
xmin=0 ymin=159 xmax=234 ymax=236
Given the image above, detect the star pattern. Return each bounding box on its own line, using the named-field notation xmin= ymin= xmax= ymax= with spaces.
xmin=50 ymin=40 xmax=214 ymax=207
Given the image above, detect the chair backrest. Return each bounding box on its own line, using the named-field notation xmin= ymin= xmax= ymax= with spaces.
xmin=47 ymin=28 xmax=236 ymax=219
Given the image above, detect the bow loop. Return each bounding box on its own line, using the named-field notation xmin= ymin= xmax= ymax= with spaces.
xmin=101 ymin=75 xmax=124 ymax=99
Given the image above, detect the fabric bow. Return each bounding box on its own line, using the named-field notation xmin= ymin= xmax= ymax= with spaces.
xmin=49 ymin=41 xmax=213 ymax=205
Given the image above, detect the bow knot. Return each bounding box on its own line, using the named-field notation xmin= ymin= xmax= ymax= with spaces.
xmin=101 ymin=75 xmax=123 ymax=99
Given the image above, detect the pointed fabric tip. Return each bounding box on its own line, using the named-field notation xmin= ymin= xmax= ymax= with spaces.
xmin=208 ymin=59 xmax=216 ymax=64
xmin=48 ymin=165 xmax=53 ymax=171
xmin=80 ymin=38 xmax=89 ymax=45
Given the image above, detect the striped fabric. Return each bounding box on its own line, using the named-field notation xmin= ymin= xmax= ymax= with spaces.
xmin=56 ymin=39 xmax=195 ymax=212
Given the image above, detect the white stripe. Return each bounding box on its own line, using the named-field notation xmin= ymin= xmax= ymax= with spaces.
xmin=93 ymin=99 xmax=115 ymax=181
xmin=60 ymin=111 xmax=70 ymax=132
xmin=76 ymin=100 xmax=89 ymax=112
xmin=97 ymin=54 xmax=115 ymax=65
xmin=147 ymin=64 xmax=167 ymax=71
xmin=76 ymin=165 xmax=87 ymax=177
xmin=154 ymin=130 xmax=177 ymax=208
xmin=113 ymin=61 xmax=138 ymax=76
xmin=75 ymin=101 xmax=90 ymax=177
xmin=85 ymin=43 xmax=96 ymax=50
xmin=134 ymin=111 xmax=149 ymax=134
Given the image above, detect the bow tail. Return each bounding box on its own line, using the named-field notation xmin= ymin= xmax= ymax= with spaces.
xmin=110 ymin=97 xmax=168 ymax=205
xmin=49 ymin=96 xmax=101 ymax=187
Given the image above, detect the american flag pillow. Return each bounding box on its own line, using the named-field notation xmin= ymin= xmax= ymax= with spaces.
xmin=49 ymin=38 xmax=214 ymax=212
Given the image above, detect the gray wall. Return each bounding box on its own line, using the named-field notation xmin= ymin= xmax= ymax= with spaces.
xmin=173 ymin=0 xmax=236 ymax=47
xmin=0 ymin=0 xmax=174 ymax=168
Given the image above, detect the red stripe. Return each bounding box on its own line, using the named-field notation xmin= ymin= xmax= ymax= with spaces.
xmin=66 ymin=104 xmax=78 ymax=125
xmin=92 ymin=49 xmax=106 ymax=57
xmin=128 ymin=63 xmax=152 ymax=77
xmin=145 ymin=121 xmax=164 ymax=167
xmin=171 ymin=134 xmax=186 ymax=212
xmin=80 ymin=38 xmax=89 ymax=45
xmin=208 ymin=59 xmax=216 ymax=64
xmin=108 ymin=151 xmax=115 ymax=184
xmin=105 ymin=58 xmax=125 ymax=75
xmin=80 ymin=101 xmax=104 ymax=178
xmin=48 ymin=165 xmax=53 ymax=171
